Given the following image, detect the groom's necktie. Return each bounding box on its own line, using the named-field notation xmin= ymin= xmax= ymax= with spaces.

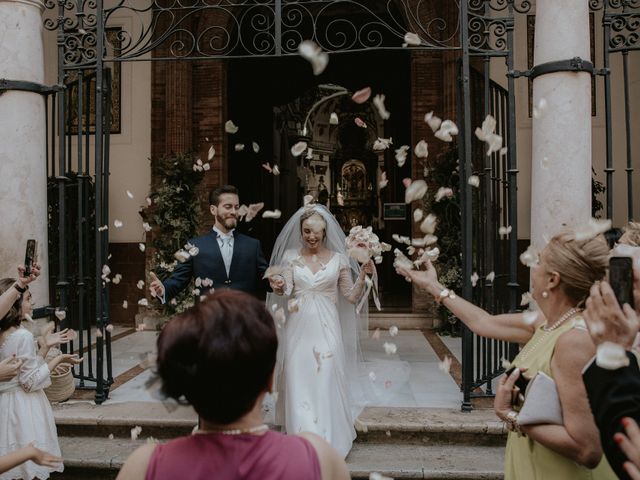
xmin=220 ymin=235 xmax=233 ymax=277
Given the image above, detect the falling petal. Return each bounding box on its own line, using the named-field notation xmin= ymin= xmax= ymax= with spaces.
xmin=369 ymin=371 xmax=377 ymax=381
xmin=475 ymin=115 xmax=497 ymax=142
xmin=520 ymin=245 xmax=538 ymax=267
xmin=122 ymin=300 xmax=128 ymax=309
xmin=395 ymin=145 xmax=409 ymax=167
xmin=106 ymin=324 xmax=114 ymax=333
xmin=202 ymin=163 xmax=210 ymax=171
xmin=337 ymin=192 xmax=344 ymax=206
xmin=98 ymin=225 xmax=108 ymax=232
xmin=131 ymin=426 xmax=142 ymax=441
xmin=532 ymin=97 xmax=547 ymax=119
xmin=137 ymin=280 xmax=145 ymax=290
xmin=468 ymin=175 xmax=480 ymax=187
xmin=207 ymin=145 xmax=215 ymax=160
xmin=139 ymin=243 xmax=146 ymax=252
xmin=298 ymin=40 xmax=329 ymax=75
xmin=407 ymin=246 xmax=416 ymax=256
xmin=383 ymin=342 xmax=397 ymax=355
xmin=389 ymin=326 xmax=399 ymax=337
xmin=373 ymin=94 xmax=390 ymax=120
xmin=329 ymin=112 xmax=339 ymax=125
xmin=274 ymin=307 xmax=286 ymax=328
xmin=471 ymin=272 xmax=479 ymax=287
xmin=486 ymin=271 xmax=495 ymax=282
xmin=498 ymin=225 xmax=512 ymax=238
xmin=225 ymin=120 xmax=239 ymax=134
xmin=108 ymin=434 xmax=114 ymax=440
xmin=425 ymin=111 xmax=442 ymax=132
xmin=234 ymin=143 xmax=245 ymax=152
xmin=405 ymin=179 xmax=427 ymax=203
xmin=486 ymin=133 xmax=503 ymax=155
xmin=138 ymin=298 xmax=148 ymax=307
xmin=188 ymin=246 xmax=199 ymax=257
xmin=174 ymin=249 xmax=191 ymax=263
xmin=438 ymin=355 xmax=452 ymax=374
xmin=420 ymin=214 xmax=437 ymax=234
xmin=114 ymin=219 xmax=123 ymax=228
xmin=574 ymin=218 xmax=613 ymax=242
xmin=379 ymin=171 xmax=388 ymax=190
xmin=596 ymin=341 xmax=630 ymax=369
xmin=521 ymin=292 xmax=532 ymax=306
xmin=126 ymin=190 xmax=134 ymax=199
xmin=413 ymin=208 xmax=424 ymax=223
xmin=142 ymin=222 xmax=152 ymax=232
xmin=146 ymin=197 xmax=152 ymax=206
xmin=291 ymin=141 xmax=307 ymax=157
xmin=288 ymin=299 xmax=299 ymax=313
xmin=246 ymin=203 xmax=264 ymax=222
xmin=434 ymin=120 xmax=458 ymax=142
xmin=96 ymin=329 xmax=103 ymax=337
xmin=354 ymin=117 xmax=367 ymax=128
xmin=54 ymin=309 xmax=66 ymax=321
xmin=499 ymin=147 xmax=508 ymax=157
xmin=402 ymin=178 xmax=412 ymax=188
xmin=403 ymin=32 xmax=421 ymax=46
xmin=522 ymin=310 xmax=538 ymax=325
xmin=352 ymin=87 xmax=372 ymax=104
xmin=252 ymin=142 xmax=260 ymax=153
xmin=414 ymin=140 xmax=429 ymax=159
xmin=373 ymin=137 xmax=393 ymax=151
xmin=372 ymin=328 xmax=381 ymax=341
xmin=112 ymin=274 xmax=122 ymax=285
xmin=261 ymin=162 xmax=273 ymax=174
xmin=435 ymin=187 xmax=454 ymax=202
xmin=272 ymin=165 xmax=281 ymax=176
xmin=262 ymin=209 xmax=282 ymax=219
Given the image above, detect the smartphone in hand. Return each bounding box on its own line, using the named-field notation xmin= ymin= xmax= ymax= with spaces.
xmin=24 ymin=239 xmax=37 ymax=277
xmin=609 ymin=256 xmax=634 ymax=309
xmin=505 ymin=366 xmax=531 ymax=403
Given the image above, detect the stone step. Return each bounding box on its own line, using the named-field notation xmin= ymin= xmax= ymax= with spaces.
xmin=368 ymin=313 xmax=435 ymax=330
xmin=52 ymin=437 xmax=504 ymax=480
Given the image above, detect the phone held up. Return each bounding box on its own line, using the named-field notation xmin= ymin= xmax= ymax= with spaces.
xmin=609 ymin=256 xmax=634 ymax=310
xmin=505 ymin=366 xmax=530 ymax=404
xmin=24 ymin=239 xmax=37 ymax=277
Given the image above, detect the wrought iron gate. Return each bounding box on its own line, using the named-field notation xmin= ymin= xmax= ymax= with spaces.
xmin=41 ymin=0 xmax=546 ymax=406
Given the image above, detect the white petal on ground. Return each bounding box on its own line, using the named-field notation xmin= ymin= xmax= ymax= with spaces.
xmin=252 ymin=142 xmax=260 ymax=153
xmin=114 ymin=219 xmax=123 ymax=228
xmin=291 ymin=141 xmax=308 ymax=157
xmin=413 ymin=208 xmax=424 ymax=223
xmin=438 ymin=355 xmax=453 ymax=374
xmin=435 ymin=187 xmax=454 ymax=202
xmin=389 ymin=326 xmax=399 ymax=337
xmin=352 ymin=87 xmax=372 ymax=104
xmin=596 ymin=342 xmax=631 ymax=369
xmin=574 ymin=218 xmax=613 ymax=242
xmin=424 ymin=111 xmax=442 ymax=132
xmin=383 ymin=342 xmax=397 ymax=355
xmin=405 ymin=180 xmax=428 ymax=203
xmin=522 ymin=310 xmax=538 ymax=325
xmin=519 ymin=245 xmax=539 ymax=267
xmin=225 ymin=120 xmax=239 ymax=134
xmin=131 ymin=426 xmax=142 ymax=441
xmin=419 ymin=214 xmax=437 ymax=234
xmin=262 ymin=209 xmax=282 ymax=219
xmin=486 ymin=271 xmax=495 ymax=282
xmin=379 ymin=171 xmax=388 ymax=189
xmin=468 ymin=175 xmax=480 ymax=187
xmin=369 ymin=371 xmax=377 ymax=381
xmin=471 ymin=272 xmax=479 ymax=287
xmin=373 ymin=94 xmax=391 ymax=120
xmin=395 ymin=145 xmax=409 ymax=167
xmin=298 ymin=40 xmax=329 ymax=75
xmin=414 ymin=140 xmax=429 ymax=159
xmin=403 ymin=32 xmax=421 ymax=46
xmin=329 ymin=112 xmax=339 ymax=125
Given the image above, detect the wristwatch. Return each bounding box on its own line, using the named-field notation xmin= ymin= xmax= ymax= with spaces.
xmin=505 ymin=410 xmax=521 ymax=434
xmin=435 ymin=288 xmax=456 ymax=304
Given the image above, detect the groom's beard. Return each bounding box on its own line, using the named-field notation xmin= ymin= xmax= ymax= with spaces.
xmin=217 ymin=214 xmax=237 ymax=230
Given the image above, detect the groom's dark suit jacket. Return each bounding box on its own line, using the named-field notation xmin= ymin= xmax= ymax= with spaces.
xmin=162 ymin=230 xmax=269 ymax=300
xmin=583 ymin=351 xmax=640 ymax=480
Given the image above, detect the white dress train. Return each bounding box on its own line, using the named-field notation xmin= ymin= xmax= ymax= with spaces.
xmin=0 ymin=327 xmax=63 ymax=480
xmin=277 ymin=251 xmax=365 ymax=458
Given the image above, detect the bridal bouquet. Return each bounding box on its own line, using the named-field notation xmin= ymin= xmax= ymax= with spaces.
xmin=346 ymin=225 xmax=390 ymax=313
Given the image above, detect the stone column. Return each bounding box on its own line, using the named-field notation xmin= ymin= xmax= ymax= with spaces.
xmin=530 ymin=0 xmax=592 ymax=250
xmin=0 ymin=0 xmax=49 ymax=305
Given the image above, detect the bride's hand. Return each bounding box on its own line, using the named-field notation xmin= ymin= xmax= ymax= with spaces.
xmin=269 ymin=275 xmax=285 ymax=295
xmin=396 ymin=258 xmax=440 ymax=293
xmin=362 ymin=260 xmax=375 ymax=276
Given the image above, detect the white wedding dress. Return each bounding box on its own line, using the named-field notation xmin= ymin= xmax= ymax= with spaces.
xmin=276 ymin=250 xmax=365 ymax=457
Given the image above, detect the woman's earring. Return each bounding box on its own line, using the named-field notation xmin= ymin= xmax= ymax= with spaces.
xmin=542 ymin=291 xmax=549 ymax=299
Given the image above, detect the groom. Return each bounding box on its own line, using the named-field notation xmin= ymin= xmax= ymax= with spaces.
xmin=149 ymin=185 xmax=269 ymax=302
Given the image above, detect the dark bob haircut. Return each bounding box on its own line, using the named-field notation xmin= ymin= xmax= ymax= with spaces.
xmin=156 ymin=290 xmax=277 ymax=424
xmin=209 ymin=185 xmax=239 ymax=207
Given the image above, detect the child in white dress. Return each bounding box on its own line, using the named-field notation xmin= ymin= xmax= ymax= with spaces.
xmin=0 ymin=277 xmax=80 ymax=480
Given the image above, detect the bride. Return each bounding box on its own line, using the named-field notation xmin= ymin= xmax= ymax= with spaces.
xmin=267 ymin=205 xmax=374 ymax=457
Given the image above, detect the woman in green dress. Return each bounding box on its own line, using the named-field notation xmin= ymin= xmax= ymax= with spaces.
xmin=397 ymin=230 xmax=616 ymax=480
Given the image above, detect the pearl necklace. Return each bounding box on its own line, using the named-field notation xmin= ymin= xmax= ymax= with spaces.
xmin=518 ymin=307 xmax=581 ymax=364
xmin=194 ymin=424 xmax=269 ymax=436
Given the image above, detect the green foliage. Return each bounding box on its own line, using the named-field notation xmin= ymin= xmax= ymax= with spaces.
xmin=148 ymin=152 xmax=205 ymax=315
xmin=423 ymin=147 xmax=462 ymax=336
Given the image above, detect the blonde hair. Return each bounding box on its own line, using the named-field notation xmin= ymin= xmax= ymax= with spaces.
xmin=619 ymin=222 xmax=640 ymax=247
xmin=545 ymin=231 xmax=609 ymax=306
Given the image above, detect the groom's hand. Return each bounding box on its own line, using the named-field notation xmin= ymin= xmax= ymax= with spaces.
xmin=149 ymin=272 xmax=165 ymax=299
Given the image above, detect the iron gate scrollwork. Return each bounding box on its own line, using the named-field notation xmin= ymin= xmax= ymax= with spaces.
xmin=43 ymin=0 xmax=533 ymax=408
